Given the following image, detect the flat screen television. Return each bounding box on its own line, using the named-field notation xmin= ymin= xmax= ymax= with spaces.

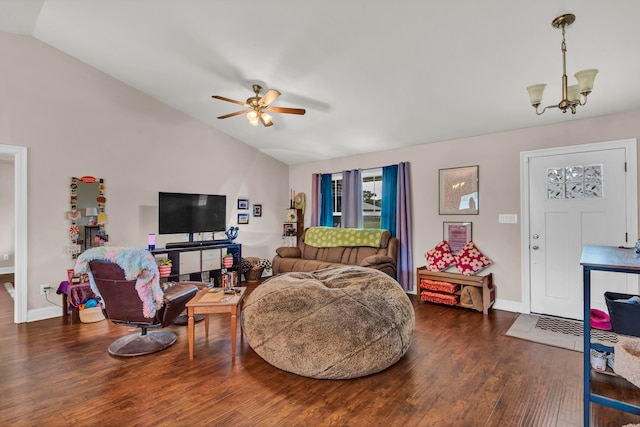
xmin=158 ymin=192 xmax=226 ymax=235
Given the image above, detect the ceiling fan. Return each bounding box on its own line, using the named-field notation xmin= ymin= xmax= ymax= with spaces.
xmin=212 ymin=84 xmax=306 ymax=127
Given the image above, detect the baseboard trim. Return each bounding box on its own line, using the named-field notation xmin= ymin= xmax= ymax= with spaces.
xmin=27 ymin=306 xmax=61 ymax=322
xmin=0 ymin=266 xmax=15 ymax=274
xmin=494 ymin=298 xmax=522 ymax=313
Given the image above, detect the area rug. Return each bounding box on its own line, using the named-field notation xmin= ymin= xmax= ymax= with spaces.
xmin=4 ymin=282 xmax=15 ymax=299
xmin=505 ymin=313 xmax=617 ymax=352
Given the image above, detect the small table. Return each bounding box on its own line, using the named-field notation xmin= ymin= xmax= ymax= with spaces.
xmin=580 ymin=246 xmax=640 ymax=425
xmin=57 ymin=280 xmax=95 ymax=323
xmin=185 ymin=287 xmax=246 ymax=360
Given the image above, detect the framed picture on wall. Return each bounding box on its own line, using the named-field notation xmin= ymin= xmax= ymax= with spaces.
xmin=237 ymin=198 xmax=249 ymax=210
xmin=443 ymin=221 xmax=472 ymax=254
xmin=238 ymin=213 xmax=249 ymax=225
xmin=253 ymin=204 xmax=262 ymax=217
xmin=439 ymin=165 xmax=479 ymax=215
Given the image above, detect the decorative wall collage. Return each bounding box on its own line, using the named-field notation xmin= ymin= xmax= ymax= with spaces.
xmin=68 ymin=176 xmax=108 ymax=259
xmin=237 ymin=198 xmax=263 ymax=225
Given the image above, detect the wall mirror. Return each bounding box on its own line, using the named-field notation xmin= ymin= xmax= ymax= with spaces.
xmin=68 ymin=176 xmax=108 ymax=259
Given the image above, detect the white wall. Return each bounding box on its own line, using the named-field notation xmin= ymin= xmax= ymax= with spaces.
xmin=0 ymin=33 xmax=289 ymax=318
xmin=289 ymin=110 xmax=640 ymax=308
xmin=0 ymin=156 xmax=14 ymax=270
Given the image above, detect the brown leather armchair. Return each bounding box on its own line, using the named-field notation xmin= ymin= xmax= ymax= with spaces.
xmin=89 ymin=260 xmax=198 ymax=357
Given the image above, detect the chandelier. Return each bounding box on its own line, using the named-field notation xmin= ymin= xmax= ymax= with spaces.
xmin=526 ymin=14 xmax=598 ymax=115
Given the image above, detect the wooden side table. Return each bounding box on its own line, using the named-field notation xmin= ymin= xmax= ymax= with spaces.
xmin=185 ymin=287 xmax=246 ymax=360
xmin=57 ymin=280 xmax=95 ymax=323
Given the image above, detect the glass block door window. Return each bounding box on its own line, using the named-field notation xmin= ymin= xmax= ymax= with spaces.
xmin=547 ymin=165 xmax=603 ymax=199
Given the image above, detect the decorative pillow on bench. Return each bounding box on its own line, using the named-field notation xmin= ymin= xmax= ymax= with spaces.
xmin=454 ymin=241 xmax=492 ymax=276
xmin=424 ymin=240 xmax=455 ymax=272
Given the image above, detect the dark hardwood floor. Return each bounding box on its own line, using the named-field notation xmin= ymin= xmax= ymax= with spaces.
xmin=1 ymin=278 xmax=639 ymax=426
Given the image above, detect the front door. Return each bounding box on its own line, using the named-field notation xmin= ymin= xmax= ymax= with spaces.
xmin=528 ymin=143 xmax=634 ymax=320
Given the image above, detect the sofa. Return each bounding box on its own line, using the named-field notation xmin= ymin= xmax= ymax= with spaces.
xmin=272 ymin=227 xmax=398 ymax=278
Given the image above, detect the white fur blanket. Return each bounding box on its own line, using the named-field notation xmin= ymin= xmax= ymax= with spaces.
xmin=75 ymin=247 xmax=163 ymax=318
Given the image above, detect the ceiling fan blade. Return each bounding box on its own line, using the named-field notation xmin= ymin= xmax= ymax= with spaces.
xmin=217 ymin=110 xmax=247 ymax=119
xmin=259 ymin=89 xmax=281 ymax=106
xmin=267 ymin=106 xmax=306 ymax=115
xmin=212 ymin=95 xmax=246 ymax=106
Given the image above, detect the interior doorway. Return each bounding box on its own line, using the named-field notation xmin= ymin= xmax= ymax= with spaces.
xmin=521 ymin=139 xmax=638 ymax=320
xmin=0 ymin=144 xmax=27 ymax=323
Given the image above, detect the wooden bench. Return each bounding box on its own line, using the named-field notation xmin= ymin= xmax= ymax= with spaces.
xmin=416 ymin=266 xmax=495 ymax=314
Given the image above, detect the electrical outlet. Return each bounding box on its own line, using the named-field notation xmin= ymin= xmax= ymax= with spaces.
xmin=40 ymin=285 xmax=52 ymax=295
xmin=2 ymin=253 xmax=8 ymax=261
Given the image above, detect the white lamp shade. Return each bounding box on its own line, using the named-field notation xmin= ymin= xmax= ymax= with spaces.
xmin=526 ymin=84 xmax=546 ymax=105
xmin=249 ymin=118 xmax=259 ymax=126
xmin=567 ymin=85 xmax=580 ymax=102
xmin=261 ymin=112 xmax=272 ymax=125
xmin=575 ymin=69 xmax=598 ymax=93
xmin=85 ymin=207 xmax=98 ymax=216
xmin=247 ymin=110 xmax=258 ymax=120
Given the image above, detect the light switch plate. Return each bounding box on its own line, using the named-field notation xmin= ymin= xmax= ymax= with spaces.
xmin=499 ymin=214 xmax=518 ymax=224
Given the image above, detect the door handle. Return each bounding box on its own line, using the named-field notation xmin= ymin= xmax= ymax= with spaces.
xmin=532 ymin=245 xmax=539 ymax=250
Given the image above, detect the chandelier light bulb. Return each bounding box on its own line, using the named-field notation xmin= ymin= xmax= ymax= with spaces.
xmin=567 ymin=85 xmax=580 ymax=103
xmin=575 ymin=69 xmax=599 ymax=93
xmin=527 ymin=84 xmax=547 ymax=106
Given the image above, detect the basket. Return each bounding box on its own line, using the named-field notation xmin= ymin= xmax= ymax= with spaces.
xmin=614 ymin=337 xmax=640 ymax=388
xmin=79 ymin=306 xmax=105 ymax=323
xmin=244 ymin=267 xmax=264 ymax=283
xmin=604 ymin=292 xmax=640 ymax=337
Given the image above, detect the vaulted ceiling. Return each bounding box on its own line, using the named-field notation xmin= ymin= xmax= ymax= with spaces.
xmin=2 ymin=1 xmax=640 ymax=164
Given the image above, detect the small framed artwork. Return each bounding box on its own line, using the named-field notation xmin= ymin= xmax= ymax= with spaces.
xmin=283 ymin=223 xmax=297 ymax=236
xmin=439 ymin=165 xmax=479 ymax=215
xmin=238 ymin=213 xmax=249 ymax=225
xmin=237 ymin=198 xmax=249 ymax=210
xmin=443 ymin=222 xmax=472 ymax=254
xmin=253 ymin=204 xmax=262 ymax=217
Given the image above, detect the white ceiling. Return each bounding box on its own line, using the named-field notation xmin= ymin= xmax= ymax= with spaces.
xmin=2 ymin=0 xmax=640 ymax=165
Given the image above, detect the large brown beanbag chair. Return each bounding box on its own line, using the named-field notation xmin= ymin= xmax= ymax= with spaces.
xmin=242 ymin=266 xmax=415 ymax=379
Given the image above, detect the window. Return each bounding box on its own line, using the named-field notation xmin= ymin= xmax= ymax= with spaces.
xmin=331 ymin=173 xmax=342 ymax=227
xmin=362 ymin=169 xmax=382 ymax=228
xmin=331 ymin=168 xmax=383 ymax=228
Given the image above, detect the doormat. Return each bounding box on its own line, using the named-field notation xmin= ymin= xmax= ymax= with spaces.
xmin=505 ymin=313 xmax=617 ymax=352
xmin=4 ymin=282 xmax=15 ymax=299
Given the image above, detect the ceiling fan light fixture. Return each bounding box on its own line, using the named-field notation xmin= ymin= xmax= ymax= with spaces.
xmin=527 ymin=13 xmax=598 ymax=115
xmin=213 ymin=84 xmax=306 ymax=127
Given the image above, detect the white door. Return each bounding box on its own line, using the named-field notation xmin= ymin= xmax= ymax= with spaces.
xmin=528 ymin=146 xmax=631 ymax=320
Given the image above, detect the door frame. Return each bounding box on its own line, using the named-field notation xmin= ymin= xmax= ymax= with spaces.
xmin=520 ymin=139 xmax=638 ymax=315
xmin=0 ymin=144 xmax=27 ymax=324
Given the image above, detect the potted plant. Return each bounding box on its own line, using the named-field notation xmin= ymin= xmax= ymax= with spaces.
xmin=158 ymin=258 xmax=172 ymax=278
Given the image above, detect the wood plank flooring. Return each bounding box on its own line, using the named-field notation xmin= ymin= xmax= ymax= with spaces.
xmin=1 ymin=278 xmax=640 ymax=426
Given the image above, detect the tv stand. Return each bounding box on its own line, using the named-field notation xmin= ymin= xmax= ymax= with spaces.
xmin=165 ymin=239 xmax=231 ymax=249
xmin=152 ymin=242 xmax=241 ymax=286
